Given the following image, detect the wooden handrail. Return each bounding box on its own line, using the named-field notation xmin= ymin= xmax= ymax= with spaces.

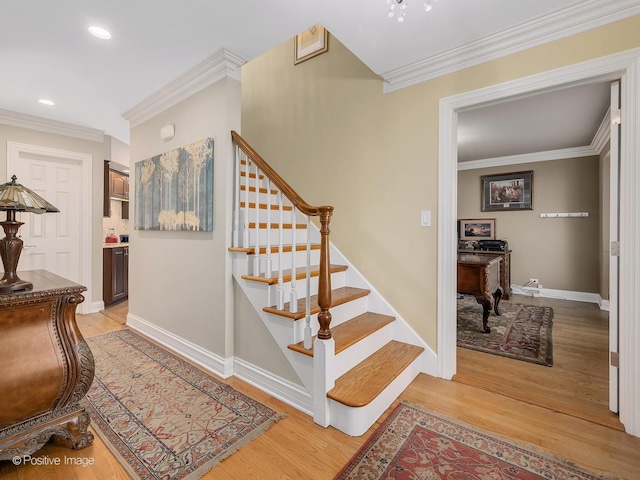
xmin=231 ymin=131 xmax=333 ymax=218
xmin=231 ymin=131 xmax=334 ymax=339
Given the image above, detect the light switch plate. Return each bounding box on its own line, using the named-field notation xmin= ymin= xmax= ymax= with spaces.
xmin=420 ymin=210 xmax=431 ymax=227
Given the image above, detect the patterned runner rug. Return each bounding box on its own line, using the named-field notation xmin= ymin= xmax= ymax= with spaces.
xmin=457 ymin=296 xmax=554 ymax=366
xmin=81 ymin=329 xmax=285 ymax=480
xmin=335 ymin=402 xmax=615 ymax=479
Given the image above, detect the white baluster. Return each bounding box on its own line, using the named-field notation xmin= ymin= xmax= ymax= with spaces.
xmin=265 ymin=179 xmax=272 ymax=279
xmin=304 ymin=215 xmax=312 ymax=349
xmin=252 ymin=162 xmax=260 ymax=276
xmin=289 ymin=206 xmax=297 ymax=313
xmin=242 ymin=158 xmax=249 ymax=249
xmin=232 ymin=146 xmax=240 ymax=247
xmin=277 ymin=191 xmax=284 ymax=310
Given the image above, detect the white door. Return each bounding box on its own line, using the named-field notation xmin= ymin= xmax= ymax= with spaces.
xmin=13 ymin=154 xmax=82 ymax=284
xmin=609 ymin=80 xmax=621 ymax=413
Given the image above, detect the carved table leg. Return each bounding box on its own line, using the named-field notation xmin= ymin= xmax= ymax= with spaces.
xmin=53 ymin=410 xmax=94 ymax=450
xmin=493 ymin=287 xmax=503 ymax=316
xmin=475 ymin=295 xmax=492 ymax=333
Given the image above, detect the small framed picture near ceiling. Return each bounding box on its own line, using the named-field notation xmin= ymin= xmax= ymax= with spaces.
xmin=481 ymin=170 xmax=533 ymax=212
xmin=459 ymin=218 xmax=496 ymax=241
xmin=294 ymin=24 xmax=328 ymax=64
xmin=135 ymin=137 xmax=214 ymax=231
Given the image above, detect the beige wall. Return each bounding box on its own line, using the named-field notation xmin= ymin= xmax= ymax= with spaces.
xmin=458 ymin=158 xmax=600 ymax=292
xmin=128 ymin=77 xmax=300 ymax=381
xmin=241 ymin=16 xmax=640 ymax=350
xmin=128 ymin=78 xmax=239 ymax=356
xmin=0 ymin=124 xmax=104 ymax=307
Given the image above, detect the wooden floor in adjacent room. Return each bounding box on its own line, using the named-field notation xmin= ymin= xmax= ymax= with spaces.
xmin=2 ymin=296 xmax=640 ymax=479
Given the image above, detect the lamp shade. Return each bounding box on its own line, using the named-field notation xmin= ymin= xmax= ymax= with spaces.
xmin=0 ymin=175 xmax=59 ymax=213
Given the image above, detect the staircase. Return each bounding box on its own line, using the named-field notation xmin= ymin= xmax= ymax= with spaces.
xmin=229 ymin=131 xmax=429 ymax=436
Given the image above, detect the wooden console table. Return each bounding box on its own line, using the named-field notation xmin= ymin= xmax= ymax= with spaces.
xmin=0 ymin=270 xmax=95 ymax=461
xmin=459 ymin=249 xmax=512 ymax=299
xmin=457 ymin=254 xmax=503 ymax=333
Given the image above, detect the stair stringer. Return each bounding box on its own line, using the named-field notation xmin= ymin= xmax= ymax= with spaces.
xmin=231 ymin=269 xmax=316 ymax=394
xmin=307 ymin=222 xmax=438 ymax=376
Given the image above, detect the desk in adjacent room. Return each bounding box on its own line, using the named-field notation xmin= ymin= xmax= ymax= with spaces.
xmin=457 ymin=254 xmax=503 ymax=333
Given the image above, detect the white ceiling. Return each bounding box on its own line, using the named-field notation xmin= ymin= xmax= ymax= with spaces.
xmin=0 ymin=0 xmax=635 ymax=151
xmin=457 ymin=82 xmax=612 ymax=163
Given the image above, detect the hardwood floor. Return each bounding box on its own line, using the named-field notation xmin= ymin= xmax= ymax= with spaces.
xmin=455 ymin=294 xmax=621 ymax=430
xmin=2 ymin=298 xmax=640 ymax=479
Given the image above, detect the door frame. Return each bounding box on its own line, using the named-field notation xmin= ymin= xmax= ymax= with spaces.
xmin=437 ymin=47 xmax=640 ymax=436
xmin=7 ymin=142 xmax=93 ymax=314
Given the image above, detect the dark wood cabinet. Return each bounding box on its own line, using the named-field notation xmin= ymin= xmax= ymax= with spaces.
xmin=110 ymin=170 xmax=129 ymax=200
xmin=0 ymin=271 xmax=94 ymax=459
xmin=458 ymin=249 xmax=512 ymax=300
xmin=103 ymin=246 xmax=129 ymax=306
xmin=103 ymin=161 xmax=129 ymax=219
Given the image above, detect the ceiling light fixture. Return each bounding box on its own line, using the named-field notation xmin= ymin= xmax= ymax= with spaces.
xmin=38 ymin=99 xmax=55 ymax=106
xmin=387 ymin=0 xmax=438 ymax=22
xmin=88 ymin=26 xmax=112 ymax=40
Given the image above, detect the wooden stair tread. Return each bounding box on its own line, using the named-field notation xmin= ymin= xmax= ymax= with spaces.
xmin=288 ymin=312 xmax=395 ymax=356
xmin=266 ymin=286 xmax=370 ymax=320
xmin=241 ymin=264 xmax=347 ymax=285
xmin=241 ymin=185 xmax=279 ymax=195
xmin=327 ymin=341 xmax=424 ymax=407
xmin=239 ymin=202 xmax=292 ymax=211
xmin=248 ymin=222 xmax=307 ymax=229
xmin=229 ymin=244 xmax=320 ymax=255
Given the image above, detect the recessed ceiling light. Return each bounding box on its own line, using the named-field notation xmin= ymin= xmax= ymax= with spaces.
xmin=88 ymin=26 xmax=112 ymax=40
xmin=38 ymin=99 xmax=55 ymax=106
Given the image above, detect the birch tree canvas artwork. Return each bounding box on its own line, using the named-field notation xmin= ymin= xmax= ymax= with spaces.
xmin=135 ymin=137 xmax=213 ymax=231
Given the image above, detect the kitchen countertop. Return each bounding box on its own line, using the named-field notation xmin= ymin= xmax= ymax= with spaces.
xmin=103 ymin=242 xmax=129 ymax=249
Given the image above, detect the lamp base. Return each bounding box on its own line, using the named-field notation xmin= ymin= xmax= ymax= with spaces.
xmin=0 ymin=277 xmax=33 ymax=294
xmin=1 ymin=212 xmax=32 ymax=294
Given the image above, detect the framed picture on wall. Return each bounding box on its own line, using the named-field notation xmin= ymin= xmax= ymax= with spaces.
xmin=481 ymin=170 xmax=533 ymax=211
xmin=459 ymin=218 xmax=496 ymax=241
xmin=294 ymin=24 xmax=328 ymax=64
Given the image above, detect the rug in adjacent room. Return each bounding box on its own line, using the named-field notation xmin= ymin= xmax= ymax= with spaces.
xmin=457 ymin=296 xmax=554 ymax=366
xmin=335 ymin=402 xmax=614 ymax=480
xmin=81 ymin=329 xmax=285 ymax=480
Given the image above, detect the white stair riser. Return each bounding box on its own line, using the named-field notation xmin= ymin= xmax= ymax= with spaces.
xmin=290 ymin=295 xmax=370 ymax=341
xmin=245 ymin=228 xmax=309 ymax=247
xmin=249 ymin=250 xmax=322 ymax=276
xmin=328 ymin=354 xmax=424 ymax=436
xmin=267 ymin=271 xmax=347 ymax=304
xmin=333 ymin=323 xmax=394 ymax=379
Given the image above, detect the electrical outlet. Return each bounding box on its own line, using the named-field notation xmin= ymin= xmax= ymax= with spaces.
xmin=529 ymin=278 xmax=539 ymax=284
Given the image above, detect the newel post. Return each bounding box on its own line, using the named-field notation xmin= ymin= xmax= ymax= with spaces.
xmin=317 ymin=206 xmax=334 ymax=340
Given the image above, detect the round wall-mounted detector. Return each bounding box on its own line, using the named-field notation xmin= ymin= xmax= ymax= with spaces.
xmin=88 ymin=26 xmax=112 ymax=39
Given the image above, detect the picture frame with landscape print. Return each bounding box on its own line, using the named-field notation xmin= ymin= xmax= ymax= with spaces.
xmin=459 ymin=219 xmax=496 ymax=241
xmin=481 ymin=170 xmax=533 ymax=212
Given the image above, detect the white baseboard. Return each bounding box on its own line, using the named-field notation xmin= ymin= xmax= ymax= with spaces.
xmin=82 ymin=300 xmax=104 ymax=314
xmin=125 ymin=312 xmax=312 ymax=415
xmin=598 ymin=297 xmax=610 ymax=311
xmin=510 ymin=285 xmax=606 ymax=307
xmin=233 ymin=358 xmax=312 ymax=416
xmin=126 ymin=313 xmax=233 ymax=379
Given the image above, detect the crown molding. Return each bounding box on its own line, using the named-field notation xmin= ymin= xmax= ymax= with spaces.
xmin=457 ymin=145 xmax=599 ymax=171
xmin=0 ymin=109 xmax=104 ymax=142
xmin=123 ymin=48 xmax=247 ymax=128
xmin=383 ymin=0 xmax=640 ymax=93
xmin=592 ymin=107 xmax=612 ymax=154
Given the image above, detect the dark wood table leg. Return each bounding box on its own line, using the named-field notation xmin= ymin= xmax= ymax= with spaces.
xmin=493 ymin=287 xmax=503 ymax=316
xmin=475 ymin=295 xmax=492 ymax=333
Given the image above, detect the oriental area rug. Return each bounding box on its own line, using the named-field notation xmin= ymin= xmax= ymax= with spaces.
xmin=457 ymin=296 xmax=554 ymax=366
xmin=81 ymin=329 xmax=285 ymax=480
xmin=335 ymin=402 xmax=614 ymax=480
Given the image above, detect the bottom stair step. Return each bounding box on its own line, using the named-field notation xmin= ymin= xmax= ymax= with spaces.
xmin=327 ymin=340 xmax=424 ymax=407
